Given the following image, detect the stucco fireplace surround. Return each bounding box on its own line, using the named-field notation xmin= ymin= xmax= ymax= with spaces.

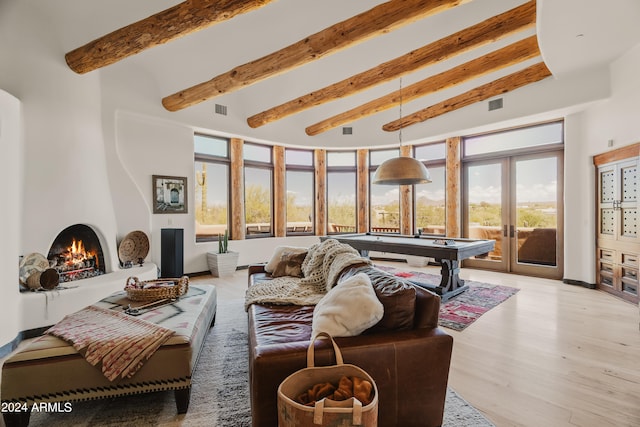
xmin=20 ymin=222 xmax=156 ymax=331
xmin=0 ymin=88 xmax=159 ymax=350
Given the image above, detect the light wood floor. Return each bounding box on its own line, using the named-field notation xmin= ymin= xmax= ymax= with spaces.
xmin=194 ymin=261 xmax=640 ymax=427
xmin=2 ymin=263 xmax=638 ymax=426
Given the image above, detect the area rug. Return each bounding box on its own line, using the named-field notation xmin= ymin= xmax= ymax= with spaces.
xmin=26 ymin=299 xmax=494 ymax=427
xmin=376 ymin=264 xmax=520 ymax=331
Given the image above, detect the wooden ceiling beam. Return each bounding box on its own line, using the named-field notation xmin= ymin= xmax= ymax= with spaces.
xmin=383 ymin=62 xmax=552 ymax=131
xmin=162 ymin=0 xmax=472 ymax=112
xmin=247 ymin=0 xmax=535 ymax=129
xmin=305 ymin=35 xmax=541 ymax=136
xmin=65 ymin=0 xmax=275 ymax=74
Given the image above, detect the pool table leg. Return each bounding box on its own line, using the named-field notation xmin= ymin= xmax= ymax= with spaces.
xmin=437 ymin=259 xmax=469 ymax=302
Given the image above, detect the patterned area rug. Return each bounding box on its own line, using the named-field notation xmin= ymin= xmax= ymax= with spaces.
xmin=376 ymin=264 xmax=520 ymax=331
xmin=26 ymin=298 xmax=494 ymax=426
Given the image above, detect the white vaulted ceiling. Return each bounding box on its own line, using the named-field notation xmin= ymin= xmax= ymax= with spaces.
xmin=36 ymin=0 xmax=640 ymax=148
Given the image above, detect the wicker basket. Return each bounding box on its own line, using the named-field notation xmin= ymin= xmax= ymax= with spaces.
xmin=125 ymin=276 xmax=189 ymax=302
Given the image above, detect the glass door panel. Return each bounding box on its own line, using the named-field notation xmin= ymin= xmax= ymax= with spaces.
xmin=514 ymin=156 xmax=558 ymax=269
xmin=511 ymin=152 xmax=563 ymax=278
xmin=464 ymin=160 xmax=508 ymax=270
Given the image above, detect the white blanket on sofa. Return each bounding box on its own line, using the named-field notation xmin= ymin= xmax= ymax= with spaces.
xmin=299 ymin=239 xmax=371 ymax=291
xmin=312 ymin=272 xmax=383 ymax=337
xmin=244 ymin=239 xmax=370 ymax=310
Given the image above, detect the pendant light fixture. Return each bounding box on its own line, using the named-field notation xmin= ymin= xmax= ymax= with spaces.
xmin=372 ymin=78 xmax=431 ymax=185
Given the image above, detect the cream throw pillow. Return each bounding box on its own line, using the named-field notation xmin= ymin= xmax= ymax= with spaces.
xmin=265 ymin=246 xmax=307 ymax=273
xmin=312 ymin=272 xmax=384 ymax=337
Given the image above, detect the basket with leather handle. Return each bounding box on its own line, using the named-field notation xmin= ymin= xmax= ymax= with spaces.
xmin=277 ymin=332 xmax=378 ymax=426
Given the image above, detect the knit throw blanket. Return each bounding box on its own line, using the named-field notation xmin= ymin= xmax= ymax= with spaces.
xmin=45 ymin=305 xmax=174 ymax=382
xmin=245 ymin=239 xmax=370 ymax=309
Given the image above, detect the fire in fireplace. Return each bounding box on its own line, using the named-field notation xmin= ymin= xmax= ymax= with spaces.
xmin=47 ymin=224 xmax=106 ymax=283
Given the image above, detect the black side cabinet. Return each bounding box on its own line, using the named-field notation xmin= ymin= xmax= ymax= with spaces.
xmin=161 ymin=228 xmax=184 ymax=277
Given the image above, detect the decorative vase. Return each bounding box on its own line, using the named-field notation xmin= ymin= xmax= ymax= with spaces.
xmin=207 ymin=251 xmax=239 ymax=277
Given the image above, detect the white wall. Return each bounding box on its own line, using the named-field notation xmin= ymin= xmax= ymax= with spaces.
xmin=563 ymin=113 xmax=596 ymax=283
xmin=581 ymin=43 xmax=640 ymax=149
xmin=562 ymin=43 xmax=640 ymax=283
xmin=0 ymin=1 xmax=120 ymax=272
xmin=0 ymin=90 xmax=23 ymax=347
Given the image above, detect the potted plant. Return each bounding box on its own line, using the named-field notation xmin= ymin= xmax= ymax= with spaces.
xmin=207 ymin=230 xmax=239 ymax=277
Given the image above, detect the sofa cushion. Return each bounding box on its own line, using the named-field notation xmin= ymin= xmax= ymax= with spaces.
xmin=312 ymin=272 xmax=384 ymax=337
xmin=340 ymin=265 xmax=416 ymax=332
xmin=250 ymin=303 xmax=314 ymax=346
xmin=265 ymin=246 xmax=308 ymax=273
xmin=271 ymin=251 xmax=307 ymax=278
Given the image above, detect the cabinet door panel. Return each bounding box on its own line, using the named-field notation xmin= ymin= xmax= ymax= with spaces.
xmin=618 ymin=160 xmax=638 ymax=242
xmin=600 ymin=168 xmax=616 ymax=203
xmin=620 ymin=208 xmax=637 ymax=238
xmin=621 ymin=163 xmax=637 ymax=202
xmin=598 ymin=165 xmax=616 ymax=238
xmin=600 ymin=209 xmax=615 ymax=235
xmin=595 ymin=150 xmax=640 ymax=303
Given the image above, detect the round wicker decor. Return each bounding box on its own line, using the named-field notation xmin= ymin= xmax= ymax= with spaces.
xmin=19 ymin=253 xmax=49 ymax=285
xmin=118 ymin=230 xmax=150 ymax=264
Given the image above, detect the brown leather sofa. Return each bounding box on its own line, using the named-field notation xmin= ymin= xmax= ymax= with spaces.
xmin=247 ymin=263 xmax=453 ymax=427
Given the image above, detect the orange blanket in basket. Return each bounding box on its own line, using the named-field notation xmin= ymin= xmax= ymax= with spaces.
xmin=296 ymin=376 xmax=374 ymax=406
xmin=45 ymin=305 xmax=174 ymax=381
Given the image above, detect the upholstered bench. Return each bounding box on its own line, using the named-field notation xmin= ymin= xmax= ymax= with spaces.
xmin=1 ymin=284 xmax=217 ymax=427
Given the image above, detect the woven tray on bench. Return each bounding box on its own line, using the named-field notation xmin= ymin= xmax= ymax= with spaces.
xmin=125 ymin=276 xmax=189 ymax=302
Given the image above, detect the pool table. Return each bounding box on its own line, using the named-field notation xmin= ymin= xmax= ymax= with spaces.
xmin=322 ymin=233 xmax=495 ymax=301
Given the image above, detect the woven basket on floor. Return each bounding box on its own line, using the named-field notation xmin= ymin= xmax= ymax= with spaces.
xmin=125 ymin=276 xmax=189 ymax=302
xmin=278 ymin=332 xmax=378 ymax=426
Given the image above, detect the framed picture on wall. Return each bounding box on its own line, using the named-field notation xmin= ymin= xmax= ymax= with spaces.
xmin=152 ymin=175 xmax=188 ymax=214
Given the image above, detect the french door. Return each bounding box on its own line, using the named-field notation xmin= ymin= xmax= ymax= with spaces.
xmin=463 ymin=151 xmax=563 ymax=279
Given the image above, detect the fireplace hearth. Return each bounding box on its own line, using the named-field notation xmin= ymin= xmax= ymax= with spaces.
xmin=47 ymin=224 xmax=106 ymax=283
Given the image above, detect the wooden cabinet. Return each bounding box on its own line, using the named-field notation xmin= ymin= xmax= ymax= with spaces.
xmin=594 ymin=143 xmax=640 ymax=304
